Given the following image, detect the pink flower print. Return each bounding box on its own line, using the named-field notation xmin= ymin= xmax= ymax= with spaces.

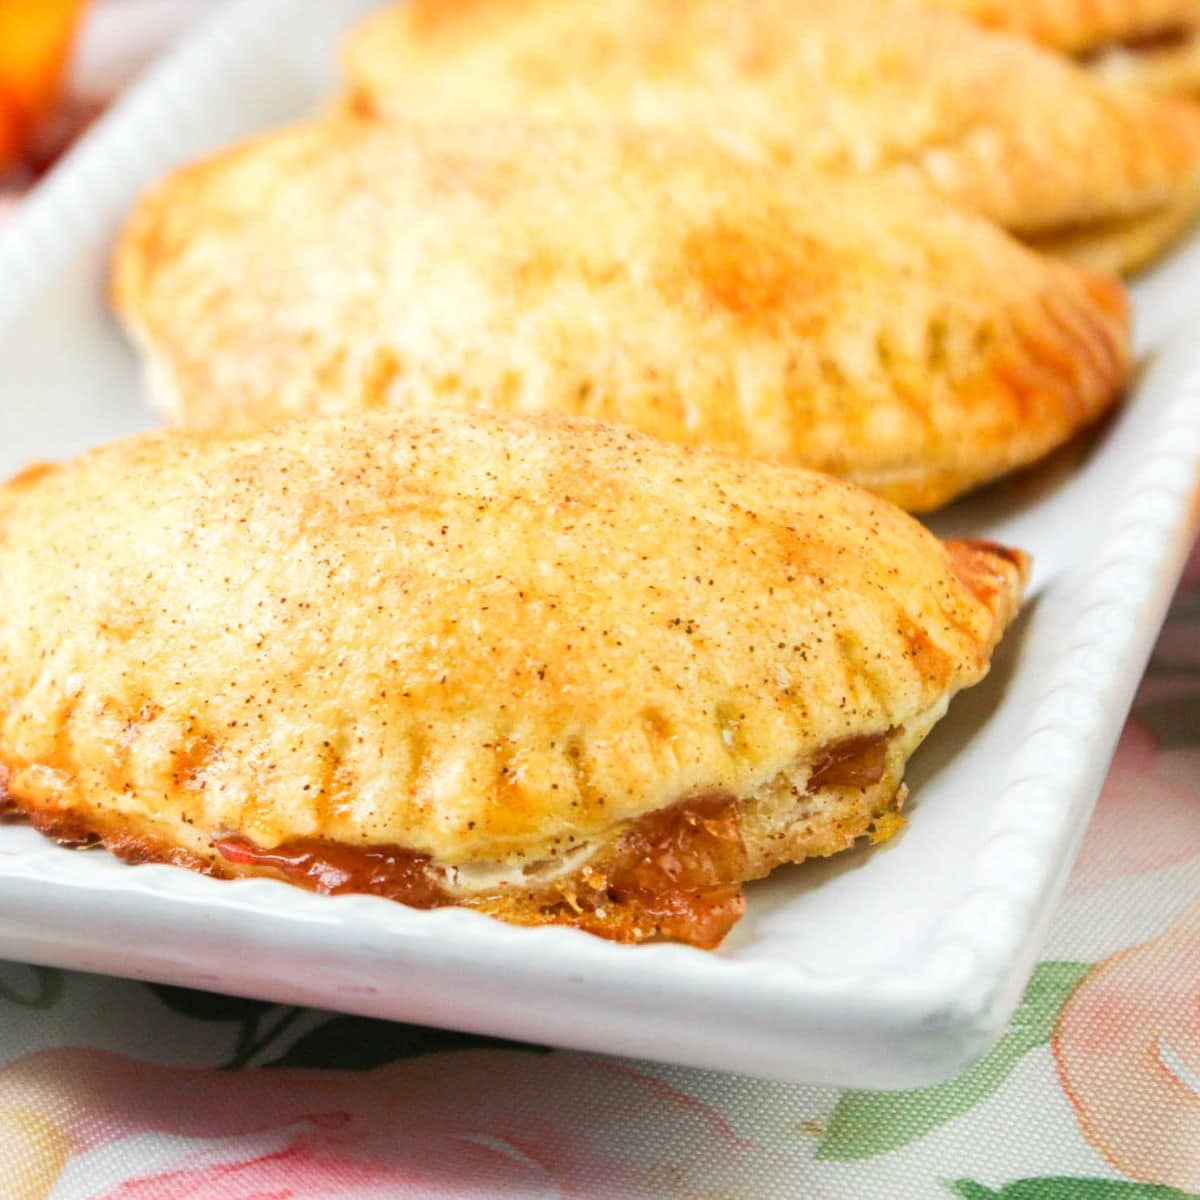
xmin=105 ymin=1137 xmax=559 ymax=1199
xmin=1054 ymin=900 xmax=1200 ymax=1190
xmin=0 ymin=1046 xmax=820 ymax=1199
xmin=1066 ymin=717 xmax=1200 ymax=895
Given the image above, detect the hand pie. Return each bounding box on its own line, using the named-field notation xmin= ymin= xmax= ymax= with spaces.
xmin=923 ymin=0 xmax=1200 ymax=95
xmin=0 ymin=410 xmax=1028 ymax=948
xmin=341 ymin=0 xmax=1200 ymax=273
xmin=113 ymin=118 xmax=1129 ymax=513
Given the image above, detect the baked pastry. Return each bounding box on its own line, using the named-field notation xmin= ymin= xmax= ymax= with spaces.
xmin=1090 ymin=32 xmax=1200 ymax=96
xmin=924 ymin=0 xmax=1200 ymax=95
xmin=341 ymin=0 xmax=1200 ymax=273
xmin=0 ymin=410 xmax=1028 ymax=948
xmin=114 ymin=118 xmax=1129 ymax=512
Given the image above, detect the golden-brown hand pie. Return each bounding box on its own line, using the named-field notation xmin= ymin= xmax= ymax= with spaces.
xmin=114 ymin=118 xmax=1129 ymax=513
xmin=922 ymin=0 xmax=1200 ymax=95
xmin=342 ymin=0 xmax=1200 ymax=272
xmin=0 ymin=410 xmax=1028 ymax=948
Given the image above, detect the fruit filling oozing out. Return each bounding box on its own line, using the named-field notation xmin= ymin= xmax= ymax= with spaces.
xmin=214 ymin=731 xmax=891 ymax=948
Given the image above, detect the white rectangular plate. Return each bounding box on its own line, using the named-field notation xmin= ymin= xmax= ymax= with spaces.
xmin=1 ymin=0 xmax=1199 ymax=1089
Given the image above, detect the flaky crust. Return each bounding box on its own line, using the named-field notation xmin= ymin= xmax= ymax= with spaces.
xmin=0 ymin=411 xmax=1026 ymax=942
xmin=341 ymin=0 xmax=1200 ymax=263
xmin=113 ymin=118 xmax=1129 ymax=512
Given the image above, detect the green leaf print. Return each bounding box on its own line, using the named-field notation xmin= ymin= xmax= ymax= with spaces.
xmin=947 ymin=1178 xmax=1198 ymax=1199
xmin=265 ymin=1015 xmax=548 ymax=1070
xmin=817 ymin=961 xmax=1090 ymax=1161
xmin=0 ymin=965 xmax=62 ymax=1009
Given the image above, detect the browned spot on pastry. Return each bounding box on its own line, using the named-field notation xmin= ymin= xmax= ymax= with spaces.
xmin=897 ymin=614 xmax=955 ymax=682
xmin=956 ymin=539 xmax=1026 ymax=570
xmin=640 ymin=706 xmax=674 ymax=749
xmin=680 ymin=222 xmax=825 ymax=335
xmin=407 ymin=0 xmax=492 ymax=34
xmin=946 ymin=539 xmax=1031 ymax=615
xmin=3 ymin=462 xmax=60 ymax=491
xmin=361 ymin=348 xmax=403 ymax=409
xmin=171 ymin=735 xmax=217 ymax=789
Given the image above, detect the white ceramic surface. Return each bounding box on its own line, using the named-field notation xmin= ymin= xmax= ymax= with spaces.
xmin=1 ymin=0 xmax=1198 ymax=1089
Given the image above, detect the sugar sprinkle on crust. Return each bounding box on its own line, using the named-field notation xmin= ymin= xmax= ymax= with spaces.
xmin=0 ymin=411 xmax=1026 ymax=946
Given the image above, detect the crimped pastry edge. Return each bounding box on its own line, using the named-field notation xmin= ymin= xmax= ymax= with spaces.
xmin=1028 ymin=163 xmax=1200 ymax=273
xmin=0 ymin=540 xmax=1026 ymax=946
xmin=115 ymin=237 xmax=1129 ymax=515
xmin=0 ymin=701 xmax=932 ymax=947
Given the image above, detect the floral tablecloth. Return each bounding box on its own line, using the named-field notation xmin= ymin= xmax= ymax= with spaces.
xmin=2 ymin=4 xmax=1199 ymax=1197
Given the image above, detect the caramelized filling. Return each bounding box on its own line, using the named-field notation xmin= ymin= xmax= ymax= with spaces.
xmin=5 ymin=729 xmax=892 ymax=951
xmin=808 ymin=732 xmax=889 ymax=790
xmin=214 ymin=836 xmax=444 ymax=907
xmin=213 ymin=794 xmax=749 ymax=949
xmin=591 ymin=795 xmax=749 ymax=949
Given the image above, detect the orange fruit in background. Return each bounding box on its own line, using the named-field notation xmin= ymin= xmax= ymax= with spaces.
xmin=0 ymin=84 xmax=21 ymax=166
xmin=0 ymin=0 xmax=88 ymax=170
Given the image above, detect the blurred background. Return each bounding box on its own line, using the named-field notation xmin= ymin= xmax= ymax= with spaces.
xmin=0 ymin=0 xmax=205 ymax=214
